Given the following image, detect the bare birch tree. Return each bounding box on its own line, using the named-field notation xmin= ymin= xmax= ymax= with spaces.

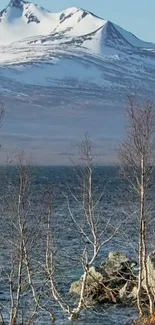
xmin=1 ymin=153 xmax=54 ymax=325
xmin=44 ymin=133 xmax=119 ymax=321
xmin=118 ymin=96 xmax=155 ymax=317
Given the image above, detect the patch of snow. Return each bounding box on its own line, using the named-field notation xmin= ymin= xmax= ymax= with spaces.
xmin=0 ymin=59 xmax=112 ymax=88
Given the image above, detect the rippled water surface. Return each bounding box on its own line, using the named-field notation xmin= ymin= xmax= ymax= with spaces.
xmin=0 ymin=166 xmax=141 ymax=324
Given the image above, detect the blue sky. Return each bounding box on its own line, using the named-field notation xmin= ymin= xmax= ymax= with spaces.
xmin=0 ymin=0 xmax=155 ymax=43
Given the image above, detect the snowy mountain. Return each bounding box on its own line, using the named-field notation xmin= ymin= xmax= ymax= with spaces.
xmin=0 ymin=0 xmax=155 ymax=164
xmin=0 ymin=0 xmax=105 ymax=45
xmin=1 ymin=0 xmax=155 ymax=85
xmin=0 ymin=0 xmax=155 ymax=92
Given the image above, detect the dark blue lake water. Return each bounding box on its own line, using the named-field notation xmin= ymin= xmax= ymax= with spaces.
xmin=0 ymin=166 xmax=139 ymax=324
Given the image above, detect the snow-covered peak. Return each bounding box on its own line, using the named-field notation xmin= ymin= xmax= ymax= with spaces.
xmin=0 ymin=0 xmax=155 ymax=53
xmin=1 ymin=0 xmax=52 ymax=24
xmin=61 ymin=7 xmax=79 ymax=15
xmin=0 ymin=1 xmax=106 ymax=45
xmin=0 ymin=0 xmax=60 ymax=44
xmin=8 ymin=0 xmax=27 ymax=6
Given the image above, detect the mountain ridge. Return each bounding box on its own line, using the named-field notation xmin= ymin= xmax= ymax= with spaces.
xmin=0 ymin=0 xmax=155 ymax=93
xmin=0 ymin=0 xmax=155 ymax=164
xmin=0 ymin=0 xmax=154 ymax=49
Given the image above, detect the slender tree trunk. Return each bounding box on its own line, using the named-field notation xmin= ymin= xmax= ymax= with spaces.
xmin=143 ymin=236 xmax=154 ymax=315
xmin=137 ymin=226 xmax=143 ymax=316
xmin=10 ymin=242 xmax=23 ymax=325
xmin=137 ymin=155 xmax=154 ymax=316
xmin=70 ymin=268 xmax=88 ymax=320
xmin=142 ymin=201 xmax=154 ymax=314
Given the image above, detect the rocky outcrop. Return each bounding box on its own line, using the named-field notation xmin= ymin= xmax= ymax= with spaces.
xmin=119 ymin=282 xmax=137 ymax=303
xmin=70 ymin=249 xmax=155 ymax=323
xmin=145 ymin=251 xmax=155 ymax=298
xmin=70 ymin=266 xmax=105 ymax=295
xmin=101 ymin=251 xmax=137 ymax=278
xmin=70 ymin=251 xmax=138 ymax=306
xmin=70 ymin=266 xmax=112 ymax=304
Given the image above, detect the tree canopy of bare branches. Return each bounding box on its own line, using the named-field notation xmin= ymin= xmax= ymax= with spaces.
xmin=119 ymin=96 xmax=155 ymax=317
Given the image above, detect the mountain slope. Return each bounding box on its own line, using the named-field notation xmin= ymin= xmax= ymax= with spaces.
xmin=0 ymin=0 xmax=155 ymax=164
xmin=0 ymin=0 xmax=106 ymax=45
xmin=0 ymin=0 xmax=154 ymax=51
xmin=0 ymin=0 xmax=61 ymax=45
xmin=0 ymin=1 xmax=155 ymax=95
xmin=0 ymin=0 xmax=155 ymax=93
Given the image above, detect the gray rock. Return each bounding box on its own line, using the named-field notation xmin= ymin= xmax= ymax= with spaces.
xmin=144 ymin=251 xmax=155 ymax=297
xmin=70 ymin=266 xmax=115 ymax=304
xmin=100 ymin=251 xmax=136 ymax=278
xmin=119 ymin=282 xmax=137 ymax=303
xmin=70 ymin=266 xmax=105 ymax=295
xmin=70 ymin=251 xmax=138 ymax=306
xmin=70 ymin=279 xmax=82 ymax=295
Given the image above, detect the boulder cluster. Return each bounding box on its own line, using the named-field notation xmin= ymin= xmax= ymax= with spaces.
xmin=70 ymin=251 xmax=155 ymax=307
